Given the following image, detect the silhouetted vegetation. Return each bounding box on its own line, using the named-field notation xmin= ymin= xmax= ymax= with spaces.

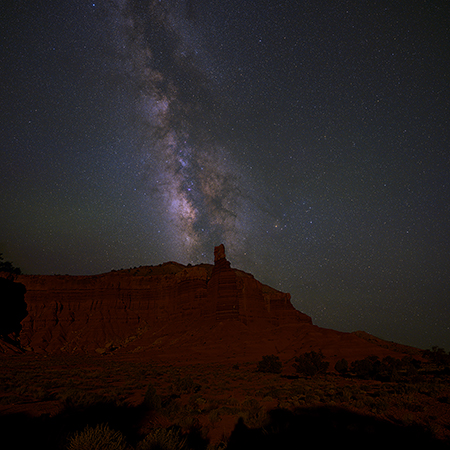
xmin=293 ymin=351 xmax=329 ymax=376
xmin=334 ymin=358 xmax=349 ymax=374
xmin=66 ymin=423 xmax=128 ymax=450
xmin=0 ymin=278 xmax=27 ymax=341
xmin=136 ymin=426 xmax=195 ymax=450
xmin=423 ymin=347 xmax=450 ymax=369
xmin=256 ymin=355 xmax=282 ymax=374
xmin=0 ymin=253 xmax=21 ymax=275
xmin=348 ymin=355 xmax=421 ymax=381
xmin=172 ymin=376 xmax=201 ymax=394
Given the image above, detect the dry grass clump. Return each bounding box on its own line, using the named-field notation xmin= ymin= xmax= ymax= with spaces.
xmin=66 ymin=423 xmax=128 ymax=450
xmin=137 ymin=427 xmax=187 ymax=450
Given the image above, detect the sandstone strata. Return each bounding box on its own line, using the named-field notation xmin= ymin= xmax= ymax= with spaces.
xmin=0 ymin=245 xmax=412 ymax=363
xmin=2 ymin=246 xmax=309 ymax=356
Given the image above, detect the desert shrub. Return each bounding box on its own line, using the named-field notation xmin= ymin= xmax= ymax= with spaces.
xmin=379 ymin=356 xmax=402 ymax=381
xmin=256 ymin=355 xmax=282 ymax=374
xmin=173 ymin=376 xmax=201 ymax=394
xmin=293 ymin=351 xmax=329 ymax=376
xmin=60 ymin=389 xmax=121 ymax=410
xmin=224 ymin=396 xmax=240 ymax=407
xmin=66 ymin=423 xmax=127 ymax=450
xmin=0 ymin=253 xmax=21 ymax=274
xmin=208 ymin=408 xmax=222 ymax=425
xmin=417 ymin=381 xmax=448 ymax=399
xmin=334 ymin=358 xmax=348 ymax=374
xmin=0 ymin=277 xmax=26 ymax=339
xmin=240 ymin=398 xmax=266 ymax=428
xmin=350 ymin=356 xmax=412 ymax=381
xmin=144 ymin=383 xmax=162 ymax=411
xmin=422 ymin=346 xmax=450 ymax=367
xmin=137 ymin=426 xmax=187 ymax=450
xmin=304 ymin=393 xmax=321 ymax=405
xmin=241 ymin=397 xmax=261 ymax=412
xmin=187 ymin=393 xmax=208 ymax=414
xmin=261 ymin=386 xmax=283 ymax=399
xmin=333 ymin=387 xmax=352 ymax=403
xmin=401 ymin=356 xmax=421 ymax=378
xmin=350 ymin=356 xmax=380 ymax=380
xmin=161 ymin=396 xmax=182 ymax=420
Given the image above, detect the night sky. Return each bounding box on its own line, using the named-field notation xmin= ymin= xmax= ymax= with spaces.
xmin=1 ymin=1 xmax=449 ymax=351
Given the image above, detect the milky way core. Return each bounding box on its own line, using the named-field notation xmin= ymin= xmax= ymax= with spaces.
xmin=109 ymin=0 xmax=257 ymax=262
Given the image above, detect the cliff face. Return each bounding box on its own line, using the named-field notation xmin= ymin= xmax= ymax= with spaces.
xmin=3 ymin=246 xmax=311 ymax=355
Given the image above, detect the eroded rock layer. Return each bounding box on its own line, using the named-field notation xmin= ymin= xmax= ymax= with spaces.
xmin=2 ymin=246 xmax=310 ymax=355
xmin=1 ymin=246 xmax=415 ymax=363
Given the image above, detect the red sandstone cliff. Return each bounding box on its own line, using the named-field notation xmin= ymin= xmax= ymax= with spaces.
xmin=0 ymin=245 xmax=412 ymax=362
xmin=2 ymin=246 xmax=309 ymax=356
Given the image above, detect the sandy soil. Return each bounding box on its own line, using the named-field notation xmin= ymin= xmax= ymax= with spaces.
xmin=0 ymin=354 xmax=449 ymax=448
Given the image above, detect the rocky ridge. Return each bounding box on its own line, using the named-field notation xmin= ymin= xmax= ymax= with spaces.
xmin=0 ymin=245 xmax=414 ymax=363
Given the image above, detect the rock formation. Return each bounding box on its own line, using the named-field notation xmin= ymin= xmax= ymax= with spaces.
xmin=0 ymin=245 xmax=412 ymax=362
xmin=0 ymin=246 xmax=307 ymax=355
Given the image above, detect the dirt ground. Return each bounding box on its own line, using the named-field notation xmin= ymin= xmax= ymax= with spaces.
xmin=1 ymin=353 xmax=450 ymax=449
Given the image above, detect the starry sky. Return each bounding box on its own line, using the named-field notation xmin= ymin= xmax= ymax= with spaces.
xmin=1 ymin=1 xmax=449 ymax=351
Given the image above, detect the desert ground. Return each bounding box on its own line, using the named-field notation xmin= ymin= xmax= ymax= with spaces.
xmin=1 ymin=253 xmax=449 ymax=448
xmin=1 ymin=353 xmax=449 ymax=449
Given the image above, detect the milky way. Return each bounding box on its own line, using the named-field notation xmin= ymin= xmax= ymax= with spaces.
xmin=108 ymin=0 xmax=258 ymax=262
xmin=2 ymin=1 xmax=449 ymax=351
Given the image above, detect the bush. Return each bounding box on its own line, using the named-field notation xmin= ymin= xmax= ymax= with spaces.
xmin=401 ymin=356 xmax=421 ymax=377
xmin=256 ymin=355 xmax=282 ymax=374
xmin=423 ymin=347 xmax=450 ymax=367
xmin=59 ymin=390 xmax=124 ymax=411
xmin=334 ymin=358 xmax=348 ymax=375
xmin=240 ymin=398 xmax=265 ymax=428
xmin=0 ymin=277 xmax=27 ymax=339
xmin=349 ymin=356 xmax=411 ymax=381
xmin=293 ymin=351 xmax=329 ymax=376
xmin=0 ymin=254 xmax=21 ymax=275
xmin=137 ymin=426 xmax=187 ymax=450
xmin=66 ymin=423 xmax=127 ymax=450
xmin=208 ymin=409 xmax=222 ymax=425
xmin=350 ymin=356 xmax=380 ymax=380
xmin=173 ymin=376 xmax=201 ymax=394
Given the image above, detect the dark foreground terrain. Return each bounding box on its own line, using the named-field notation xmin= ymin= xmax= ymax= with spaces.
xmin=1 ymin=354 xmax=449 ymax=449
